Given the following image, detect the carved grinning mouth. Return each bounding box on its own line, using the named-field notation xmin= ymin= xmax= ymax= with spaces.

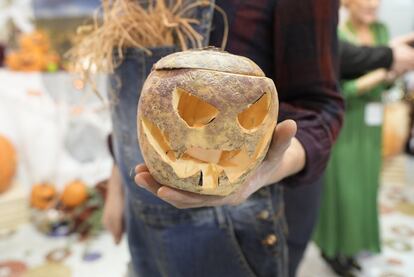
xmin=141 ymin=118 xmax=273 ymax=189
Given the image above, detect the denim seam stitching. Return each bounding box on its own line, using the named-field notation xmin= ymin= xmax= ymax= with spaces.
xmin=224 ymin=214 xmax=258 ymax=277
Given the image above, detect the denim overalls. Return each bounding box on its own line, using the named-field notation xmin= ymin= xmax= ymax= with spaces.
xmin=109 ymin=5 xmax=288 ymax=277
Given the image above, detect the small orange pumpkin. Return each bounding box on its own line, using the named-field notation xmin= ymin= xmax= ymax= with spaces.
xmin=0 ymin=135 xmax=17 ymax=194
xmin=19 ymin=31 xmax=50 ymax=53
xmin=5 ymin=31 xmax=59 ymax=72
xmin=5 ymin=51 xmax=46 ymax=72
xmin=31 ymin=183 xmax=57 ymax=210
xmin=61 ymin=181 xmax=88 ymax=208
xmin=5 ymin=52 xmax=21 ymax=70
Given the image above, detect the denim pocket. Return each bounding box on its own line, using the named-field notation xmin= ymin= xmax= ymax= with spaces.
xmin=223 ymin=216 xmax=258 ymax=277
xmin=126 ymin=187 xmax=289 ymax=277
xmin=224 ymin=187 xmax=288 ymax=276
xmin=127 ymin=196 xmax=260 ymax=277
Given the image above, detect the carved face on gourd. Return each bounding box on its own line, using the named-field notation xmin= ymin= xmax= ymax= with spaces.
xmin=138 ymin=49 xmax=278 ymax=196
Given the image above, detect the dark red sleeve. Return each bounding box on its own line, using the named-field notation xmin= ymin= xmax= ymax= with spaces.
xmin=274 ymin=0 xmax=344 ymax=185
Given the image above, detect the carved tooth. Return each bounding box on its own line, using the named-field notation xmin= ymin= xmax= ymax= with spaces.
xmin=202 ymin=164 xmax=220 ymax=189
xmin=198 ymin=172 xmax=203 ymax=186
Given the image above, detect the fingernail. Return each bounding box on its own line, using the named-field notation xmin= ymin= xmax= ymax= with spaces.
xmin=136 ymin=181 xmax=146 ymax=188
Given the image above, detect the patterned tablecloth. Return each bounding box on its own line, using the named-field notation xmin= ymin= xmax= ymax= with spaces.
xmin=0 ymin=224 xmax=130 ymax=277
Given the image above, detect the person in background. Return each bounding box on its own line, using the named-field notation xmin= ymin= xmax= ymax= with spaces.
xmin=340 ymin=36 xmax=414 ymax=79
xmin=313 ymin=0 xmax=414 ymax=276
xmin=285 ymin=34 xmax=414 ymax=277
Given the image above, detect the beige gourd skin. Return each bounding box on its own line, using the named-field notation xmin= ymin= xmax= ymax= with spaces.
xmin=137 ymin=49 xmax=279 ymax=196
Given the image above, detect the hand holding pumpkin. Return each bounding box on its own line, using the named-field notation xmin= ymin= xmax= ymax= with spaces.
xmin=134 ymin=120 xmax=304 ymax=209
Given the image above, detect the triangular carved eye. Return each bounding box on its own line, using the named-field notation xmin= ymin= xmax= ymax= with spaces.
xmin=237 ymin=92 xmax=270 ymax=130
xmin=173 ymin=88 xmax=219 ymax=127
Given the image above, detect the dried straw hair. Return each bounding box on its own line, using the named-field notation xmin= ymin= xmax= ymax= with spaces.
xmin=67 ymin=0 xmax=227 ymax=77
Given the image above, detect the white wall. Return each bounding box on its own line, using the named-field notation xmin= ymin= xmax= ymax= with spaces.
xmin=378 ymin=0 xmax=414 ymax=38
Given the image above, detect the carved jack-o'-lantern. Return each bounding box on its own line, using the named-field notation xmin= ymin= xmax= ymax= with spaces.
xmin=137 ymin=49 xmax=278 ymax=196
xmin=0 ymin=135 xmax=17 ymax=194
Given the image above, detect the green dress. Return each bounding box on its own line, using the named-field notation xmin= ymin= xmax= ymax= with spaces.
xmin=313 ymin=21 xmax=389 ymax=257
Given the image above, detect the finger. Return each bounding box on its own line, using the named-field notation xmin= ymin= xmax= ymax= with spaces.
xmin=135 ymin=172 xmax=162 ymax=195
xmin=114 ymin=218 xmax=125 ymax=245
xmin=265 ymin=120 xmax=297 ymax=162
xmin=391 ymin=32 xmax=414 ymax=46
xmin=157 ymin=186 xmax=223 ymax=208
xmin=105 ymin=223 xmax=118 ymax=243
xmin=102 ymin=217 xmax=109 ymax=230
xmin=135 ymin=164 xmax=148 ymax=174
xmin=114 ymin=229 xmax=123 ymax=245
xmin=399 ymin=32 xmax=414 ymax=44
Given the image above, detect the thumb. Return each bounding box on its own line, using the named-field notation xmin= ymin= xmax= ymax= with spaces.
xmin=265 ymin=120 xmax=297 ymax=163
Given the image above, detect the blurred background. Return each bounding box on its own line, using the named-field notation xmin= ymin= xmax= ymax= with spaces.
xmin=0 ymin=0 xmax=413 ymax=277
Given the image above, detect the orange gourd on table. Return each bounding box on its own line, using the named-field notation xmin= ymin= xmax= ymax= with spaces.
xmin=6 ymin=51 xmax=46 ymax=72
xmin=60 ymin=181 xmax=88 ymax=208
xmin=5 ymin=31 xmax=60 ymax=72
xmin=31 ymin=183 xmax=57 ymax=209
xmin=0 ymin=135 xmax=17 ymax=194
xmin=19 ymin=31 xmax=50 ymax=53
